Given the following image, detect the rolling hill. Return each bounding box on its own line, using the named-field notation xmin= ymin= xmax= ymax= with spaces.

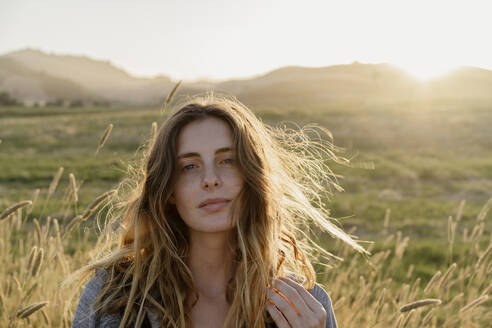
xmin=1 ymin=48 xmax=491 ymax=107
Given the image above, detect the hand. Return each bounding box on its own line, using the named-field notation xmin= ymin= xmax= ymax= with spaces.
xmin=265 ymin=276 xmax=327 ymax=328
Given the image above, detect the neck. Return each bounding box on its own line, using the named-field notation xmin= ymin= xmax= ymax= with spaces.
xmin=187 ymin=230 xmax=233 ymax=301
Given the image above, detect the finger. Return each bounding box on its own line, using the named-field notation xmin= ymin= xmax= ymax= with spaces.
xmin=267 ymin=287 xmax=301 ymax=327
xmin=268 ymin=279 xmax=299 ymax=314
xmin=265 ymin=297 xmax=291 ymax=328
xmin=273 ymin=278 xmax=314 ymax=318
xmin=278 ymin=276 xmax=324 ymax=313
xmin=271 ymin=287 xmax=300 ymax=315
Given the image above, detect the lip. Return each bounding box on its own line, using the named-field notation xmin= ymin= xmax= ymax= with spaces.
xmin=200 ymin=201 xmax=230 ymax=212
xmin=199 ymin=198 xmax=230 ymax=208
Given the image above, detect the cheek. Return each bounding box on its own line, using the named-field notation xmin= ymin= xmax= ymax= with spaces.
xmin=173 ymin=179 xmax=195 ymax=203
xmin=226 ymin=171 xmax=244 ymax=191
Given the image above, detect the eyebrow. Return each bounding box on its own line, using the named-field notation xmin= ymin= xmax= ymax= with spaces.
xmin=177 ymin=147 xmax=234 ymax=160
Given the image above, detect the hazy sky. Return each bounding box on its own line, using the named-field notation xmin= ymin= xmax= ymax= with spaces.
xmin=1 ymin=0 xmax=491 ymax=81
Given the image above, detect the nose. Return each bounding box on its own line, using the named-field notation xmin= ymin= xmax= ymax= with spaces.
xmin=201 ymin=165 xmax=222 ymax=190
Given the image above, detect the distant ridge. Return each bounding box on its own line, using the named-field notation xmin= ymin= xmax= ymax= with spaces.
xmin=1 ymin=48 xmax=491 ymax=107
xmin=216 ymin=63 xmax=422 ymax=106
xmin=0 ymin=56 xmax=96 ymax=102
xmin=3 ymin=48 xmax=177 ymax=105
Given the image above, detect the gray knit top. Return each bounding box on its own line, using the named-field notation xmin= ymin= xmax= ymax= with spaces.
xmin=71 ymin=269 xmax=338 ymax=328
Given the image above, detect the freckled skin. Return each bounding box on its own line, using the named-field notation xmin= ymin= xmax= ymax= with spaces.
xmin=170 ymin=117 xmax=244 ymax=234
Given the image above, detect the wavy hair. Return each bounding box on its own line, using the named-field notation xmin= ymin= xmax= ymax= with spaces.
xmin=70 ymin=92 xmax=368 ymax=328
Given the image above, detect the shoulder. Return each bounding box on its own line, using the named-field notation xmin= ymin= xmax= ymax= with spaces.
xmin=71 ymin=269 xmax=121 ymax=328
xmin=308 ymin=283 xmax=338 ymax=328
xmin=308 ymin=282 xmax=332 ymax=307
xmin=80 ymin=269 xmax=109 ymax=305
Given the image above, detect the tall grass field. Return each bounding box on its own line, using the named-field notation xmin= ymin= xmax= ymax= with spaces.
xmin=0 ymin=100 xmax=491 ymax=327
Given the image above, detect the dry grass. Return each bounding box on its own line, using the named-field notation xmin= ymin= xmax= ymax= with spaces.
xmin=0 ymin=180 xmax=490 ymax=327
xmin=0 ymin=118 xmax=490 ymax=327
xmin=94 ymin=123 xmax=113 ymax=155
xmin=321 ymin=198 xmax=491 ymax=327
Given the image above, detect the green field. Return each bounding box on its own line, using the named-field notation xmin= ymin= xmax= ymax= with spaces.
xmin=1 ymin=101 xmax=491 ymax=326
xmin=1 ymin=102 xmax=491 ymax=269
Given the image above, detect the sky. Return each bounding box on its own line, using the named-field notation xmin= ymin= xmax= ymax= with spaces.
xmin=1 ymin=0 xmax=491 ymax=82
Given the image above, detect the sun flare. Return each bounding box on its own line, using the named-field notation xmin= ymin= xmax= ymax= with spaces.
xmin=396 ymin=62 xmax=459 ymax=81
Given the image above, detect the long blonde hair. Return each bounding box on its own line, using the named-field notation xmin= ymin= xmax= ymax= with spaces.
xmin=71 ymin=92 xmax=368 ymax=327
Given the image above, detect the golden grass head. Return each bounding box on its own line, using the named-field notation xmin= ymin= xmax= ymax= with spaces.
xmin=0 ymin=200 xmax=32 ymax=221
xmin=25 ymin=246 xmax=38 ymax=271
xmin=16 ymin=301 xmax=49 ymax=319
xmin=31 ymin=247 xmax=44 ymax=277
xmin=95 ymin=123 xmax=113 ymax=155
xmin=459 ymin=295 xmax=489 ymax=314
xmin=80 ymin=190 xmax=117 ymax=221
xmin=400 ymin=299 xmax=441 ymax=312
xmin=47 ymin=167 xmax=64 ymax=199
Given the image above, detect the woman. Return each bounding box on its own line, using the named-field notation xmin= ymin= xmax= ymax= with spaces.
xmin=71 ymin=93 xmax=367 ymax=328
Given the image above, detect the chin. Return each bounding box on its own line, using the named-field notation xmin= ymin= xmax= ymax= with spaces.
xmin=191 ymin=215 xmax=235 ymax=233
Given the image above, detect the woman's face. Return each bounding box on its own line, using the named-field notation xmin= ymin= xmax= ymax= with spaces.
xmin=170 ymin=117 xmax=244 ymax=234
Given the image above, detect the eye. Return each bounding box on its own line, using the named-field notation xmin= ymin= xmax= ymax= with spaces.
xmin=221 ymin=158 xmax=234 ymax=165
xmin=182 ymin=164 xmax=197 ymax=172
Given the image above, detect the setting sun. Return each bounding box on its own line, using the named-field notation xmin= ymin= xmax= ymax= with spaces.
xmin=395 ymin=62 xmax=459 ymax=81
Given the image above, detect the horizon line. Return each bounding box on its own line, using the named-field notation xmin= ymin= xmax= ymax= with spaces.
xmin=1 ymin=46 xmax=490 ymax=83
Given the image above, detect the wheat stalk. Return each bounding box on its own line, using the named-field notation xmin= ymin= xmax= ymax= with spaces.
xmin=69 ymin=173 xmax=78 ymax=203
xmin=53 ymin=218 xmax=60 ymax=237
xmin=373 ymin=288 xmax=386 ymax=322
xmin=32 ymin=188 xmax=40 ymax=203
xmin=396 ymin=230 xmax=402 ymax=246
xmin=22 ymin=282 xmax=38 ymax=301
xmin=480 ymin=284 xmax=492 ymax=298
xmin=439 ymin=263 xmax=457 ymax=290
xmin=463 ymin=227 xmax=468 ymax=242
xmin=456 ymin=199 xmax=465 ymax=221
xmin=47 ymin=167 xmax=64 ymax=201
xmin=406 ymin=264 xmax=414 ymax=278
xmin=401 ymin=309 xmax=414 ymax=328
xmin=408 ymin=277 xmax=421 ymax=301
xmin=33 ymin=218 xmax=42 ymax=246
xmin=95 ymin=123 xmax=113 ymax=155
xmin=400 ymin=299 xmax=441 ymax=312
xmin=62 ymin=215 xmax=82 ymax=239
xmin=53 ymin=219 xmax=62 ymax=249
xmin=384 ymin=208 xmax=391 ymax=228
xmin=30 ymin=247 xmax=44 ymax=277
xmin=423 ymin=270 xmax=441 ymax=294
xmin=56 ymin=253 xmax=68 ymax=275
xmin=448 ymin=292 xmax=464 ymax=309
xmin=420 ymin=308 xmax=435 ymax=325
xmin=13 ymin=276 xmax=22 ymax=293
xmin=476 ymin=197 xmax=491 ymax=222
xmin=383 ymin=234 xmax=394 ymax=246
xmin=25 ymin=246 xmax=37 ymax=272
xmin=80 ymin=190 xmax=116 ymax=221
xmin=162 ymin=80 xmax=182 ymax=111
xmin=394 ymin=313 xmax=404 ymax=328
xmin=150 ymin=122 xmax=158 ymax=147
xmin=395 ymin=236 xmax=409 ymax=259
xmin=398 ymin=284 xmax=410 ymax=304
xmin=40 ymin=309 xmax=50 ymax=325
xmin=0 ymin=201 xmax=32 ymax=221
xmin=333 ymin=296 xmax=345 ymax=310
xmin=476 ymin=244 xmax=492 ymax=269
xmin=459 ymin=295 xmax=488 ymax=313
xmin=16 ymin=301 xmax=48 ymax=318
xmin=0 ymin=292 xmax=5 ymax=316
xmin=26 ymin=189 xmax=40 ymax=216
